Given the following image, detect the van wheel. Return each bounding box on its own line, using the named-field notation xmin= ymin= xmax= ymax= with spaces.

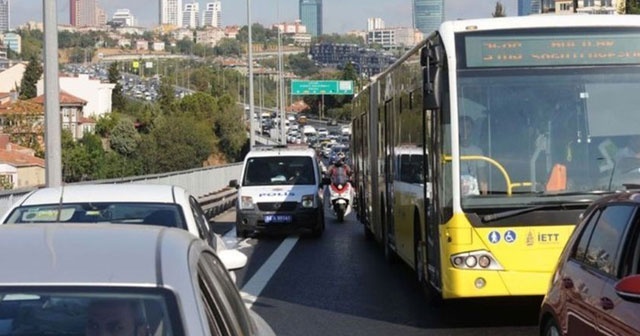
xmin=311 ymin=209 xmax=325 ymax=238
xmin=238 ymin=229 xmax=249 ymax=239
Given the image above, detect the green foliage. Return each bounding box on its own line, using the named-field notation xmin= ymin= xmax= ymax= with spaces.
xmin=95 ymin=113 xmax=121 ymax=137
xmin=15 ymin=29 xmax=43 ymax=60
xmin=288 ymin=53 xmax=319 ymax=77
xmin=215 ymin=94 xmax=247 ymax=161
xmin=0 ymin=175 xmax=13 ymax=190
xmin=214 ymin=38 xmax=242 ymax=57
xmin=492 ymin=1 xmax=507 ymax=17
xmin=138 ymin=115 xmax=214 ymax=173
xmin=108 ymin=62 xmax=127 ymax=111
xmin=179 ymin=92 xmax=218 ymax=121
xmin=157 ymin=76 xmax=177 ymax=114
xmin=19 ymin=56 xmax=43 ymax=100
xmin=109 ymin=118 xmax=141 ymax=156
xmin=627 ymin=0 xmax=640 ymax=13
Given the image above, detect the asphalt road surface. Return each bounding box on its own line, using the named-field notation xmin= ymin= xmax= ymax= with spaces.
xmin=211 ymin=205 xmax=541 ymax=336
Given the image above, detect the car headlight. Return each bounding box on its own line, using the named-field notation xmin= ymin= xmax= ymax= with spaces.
xmin=301 ymin=194 xmax=315 ymax=208
xmin=240 ymin=196 xmax=255 ymax=210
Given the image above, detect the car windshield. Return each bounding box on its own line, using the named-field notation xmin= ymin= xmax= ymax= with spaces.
xmin=0 ymin=290 xmax=180 ymax=335
xmin=3 ymin=203 xmax=185 ymax=228
xmin=243 ymin=156 xmax=316 ymax=186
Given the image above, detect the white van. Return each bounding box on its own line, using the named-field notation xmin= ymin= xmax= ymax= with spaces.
xmin=230 ymin=146 xmax=325 ymax=238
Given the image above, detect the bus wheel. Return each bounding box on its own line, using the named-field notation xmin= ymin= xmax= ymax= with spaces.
xmin=415 ymin=218 xmax=442 ymax=306
xmin=364 ymin=223 xmax=373 ymax=240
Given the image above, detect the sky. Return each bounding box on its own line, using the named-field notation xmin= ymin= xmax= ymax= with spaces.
xmin=12 ymin=0 xmax=519 ymax=33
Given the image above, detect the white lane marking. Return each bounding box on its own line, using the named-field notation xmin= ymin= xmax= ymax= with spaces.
xmin=240 ymin=236 xmax=299 ymax=309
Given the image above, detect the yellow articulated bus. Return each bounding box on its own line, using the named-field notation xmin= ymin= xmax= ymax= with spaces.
xmin=351 ymin=15 xmax=640 ymax=302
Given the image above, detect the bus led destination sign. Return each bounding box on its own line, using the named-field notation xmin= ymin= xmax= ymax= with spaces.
xmin=465 ymin=33 xmax=640 ymax=68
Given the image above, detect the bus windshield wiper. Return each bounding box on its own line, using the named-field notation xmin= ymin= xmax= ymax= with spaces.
xmin=480 ymin=201 xmax=588 ymax=223
xmin=481 ymin=205 xmax=551 ymax=223
xmin=536 ymin=190 xmax=615 ymax=197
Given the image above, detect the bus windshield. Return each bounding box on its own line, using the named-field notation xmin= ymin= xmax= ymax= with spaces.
xmin=454 ymin=66 xmax=640 ymax=208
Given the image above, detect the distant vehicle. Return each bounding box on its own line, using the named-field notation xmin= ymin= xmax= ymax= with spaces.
xmin=0 ymin=224 xmax=274 ymax=335
xmin=297 ymin=114 xmax=308 ymax=125
xmin=0 ymin=184 xmax=247 ymax=279
xmin=328 ymin=118 xmax=338 ymax=126
xmin=540 ymin=191 xmax=640 ymax=336
xmin=231 ymin=146 xmax=325 ymax=238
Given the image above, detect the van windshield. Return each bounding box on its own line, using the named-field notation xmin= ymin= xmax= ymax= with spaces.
xmin=243 ymin=156 xmax=316 ymax=186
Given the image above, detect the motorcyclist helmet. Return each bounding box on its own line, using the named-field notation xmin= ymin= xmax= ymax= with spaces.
xmin=336 ymin=152 xmax=346 ymax=165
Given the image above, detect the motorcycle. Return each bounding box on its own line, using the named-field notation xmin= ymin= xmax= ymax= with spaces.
xmin=327 ymin=174 xmax=353 ymax=222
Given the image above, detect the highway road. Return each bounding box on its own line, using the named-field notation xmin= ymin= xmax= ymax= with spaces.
xmin=211 ymin=206 xmax=541 ymax=336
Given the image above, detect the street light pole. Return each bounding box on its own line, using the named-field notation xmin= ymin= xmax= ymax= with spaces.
xmin=247 ymin=0 xmax=256 ymax=148
xmin=277 ymin=0 xmax=286 ymax=145
xmin=43 ymin=0 xmax=62 ymax=187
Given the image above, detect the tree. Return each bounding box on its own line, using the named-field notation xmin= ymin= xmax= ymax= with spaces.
xmin=492 ymin=1 xmax=507 ymax=17
xmin=19 ymin=56 xmax=43 ymax=100
xmin=214 ymin=94 xmax=247 ymax=161
xmin=626 ymin=0 xmax=640 ymax=13
xmin=214 ymin=38 xmax=242 ymax=57
xmin=157 ymin=76 xmax=176 ymax=114
xmin=108 ymin=62 xmax=127 ymax=111
xmin=109 ymin=118 xmax=140 ymax=156
xmin=288 ymin=53 xmax=319 ymax=77
xmin=138 ymin=115 xmax=213 ymax=173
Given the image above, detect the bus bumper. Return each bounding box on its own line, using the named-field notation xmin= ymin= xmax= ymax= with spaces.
xmin=442 ymin=268 xmax=553 ymax=299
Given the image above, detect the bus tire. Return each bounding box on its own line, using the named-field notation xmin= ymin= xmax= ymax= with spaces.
xmin=364 ymin=223 xmax=374 ymax=240
xmin=414 ymin=216 xmax=442 ymax=306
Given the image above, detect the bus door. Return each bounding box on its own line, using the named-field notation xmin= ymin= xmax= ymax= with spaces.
xmin=383 ymin=79 xmax=396 ymax=250
xmin=422 ymin=37 xmax=444 ymax=290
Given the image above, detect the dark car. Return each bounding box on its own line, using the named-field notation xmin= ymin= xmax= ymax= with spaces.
xmin=539 ymin=191 xmax=640 ymax=336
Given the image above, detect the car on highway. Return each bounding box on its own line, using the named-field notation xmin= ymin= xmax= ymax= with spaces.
xmin=231 ymin=145 xmax=325 ymax=238
xmin=0 ymin=184 xmax=247 ymax=277
xmin=0 ymin=224 xmax=274 ymax=335
xmin=539 ymin=191 xmax=640 ymax=336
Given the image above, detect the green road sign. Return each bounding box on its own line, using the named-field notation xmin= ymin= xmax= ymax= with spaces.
xmin=291 ymin=80 xmax=354 ymax=95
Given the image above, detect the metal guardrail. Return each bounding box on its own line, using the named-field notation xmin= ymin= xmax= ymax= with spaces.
xmin=0 ymin=163 xmax=244 ymax=219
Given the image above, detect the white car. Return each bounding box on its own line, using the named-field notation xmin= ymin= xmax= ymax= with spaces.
xmin=0 ymin=184 xmax=247 ymax=278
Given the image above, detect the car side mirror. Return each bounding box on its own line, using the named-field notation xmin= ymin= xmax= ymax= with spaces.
xmin=218 ymin=249 xmax=248 ymax=271
xmin=229 ymin=179 xmax=238 ymax=189
xmin=615 ymin=274 xmax=640 ymax=303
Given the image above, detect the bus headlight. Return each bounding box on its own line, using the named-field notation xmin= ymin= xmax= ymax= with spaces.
xmin=450 ymin=251 xmax=503 ymax=271
xmin=301 ymin=195 xmax=315 ymax=208
xmin=240 ymin=196 xmax=255 ymax=210
xmin=478 ymin=255 xmax=491 ymax=268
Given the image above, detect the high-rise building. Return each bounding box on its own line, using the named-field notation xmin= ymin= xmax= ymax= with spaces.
xmin=518 ymin=0 xmax=534 ymax=15
xmin=183 ymin=2 xmax=199 ymax=28
xmin=70 ymin=0 xmax=98 ymax=27
xmin=202 ymin=1 xmax=221 ymax=28
xmin=367 ymin=18 xmax=384 ymax=32
xmin=112 ymin=9 xmax=137 ymax=27
xmin=413 ymin=0 xmax=443 ymax=35
xmin=160 ymin=0 xmax=183 ymax=27
xmin=0 ymin=0 xmax=9 ymax=32
xmin=299 ymin=0 xmax=322 ymax=37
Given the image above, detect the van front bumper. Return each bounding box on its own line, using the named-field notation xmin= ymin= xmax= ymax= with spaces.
xmin=236 ymin=206 xmax=322 ymax=235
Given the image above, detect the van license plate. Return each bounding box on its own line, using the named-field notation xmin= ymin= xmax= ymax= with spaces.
xmin=264 ymin=215 xmax=292 ymax=223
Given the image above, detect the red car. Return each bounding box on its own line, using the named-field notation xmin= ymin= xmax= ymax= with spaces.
xmin=540 ymin=191 xmax=640 ymax=336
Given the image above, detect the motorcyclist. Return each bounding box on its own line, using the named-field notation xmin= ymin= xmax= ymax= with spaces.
xmin=326 ymin=152 xmax=352 ymax=185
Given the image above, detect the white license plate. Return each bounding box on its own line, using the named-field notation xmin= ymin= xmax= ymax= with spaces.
xmin=264 ymin=215 xmax=292 ymax=223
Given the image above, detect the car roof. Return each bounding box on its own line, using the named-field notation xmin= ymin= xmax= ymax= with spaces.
xmin=0 ymin=224 xmax=201 ymax=285
xmin=18 ymin=184 xmax=182 ymax=206
xmin=245 ymin=146 xmax=316 ymax=158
